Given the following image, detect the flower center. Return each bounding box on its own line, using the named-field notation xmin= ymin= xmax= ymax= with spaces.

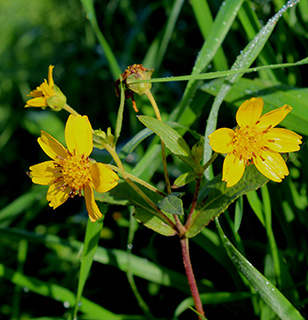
xmin=232 ymin=125 xmax=269 ymax=162
xmin=55 ymin=151 xmax=91 ymax=196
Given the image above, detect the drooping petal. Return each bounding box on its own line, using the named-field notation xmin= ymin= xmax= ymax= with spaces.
xmin=48 ymin=65 xmax=54 ymax=88
xmin=208 ymin=128 xmax=235 ymax=153
xmin=264 ymin=128 xmax=302 ymax=152
xmin=236 ymin=97 xmax=263 ymax=127
xmin=84 ymin=184 xmax=102 ymax=222
xmin=65 ymin=115 xmax=93 ymax=156
xmin=222 ymin=153 xmax=246 ymax=187
xmin=254 ymin=149 xmax=289 ymax=182
xmin=30 ymin=161 xmax=61 ymax=185
xmin=90 ymin=163 xmax=119 ymax=193
xmin=25 ymin=97 xmax=47 ymax=107
xmin=38 ymin=131 xmax=67 ymax=160
xmin=47 ymin=182 xmax=70 ymax=209
xmin=256 ymin=105 xmax=292 ymax=129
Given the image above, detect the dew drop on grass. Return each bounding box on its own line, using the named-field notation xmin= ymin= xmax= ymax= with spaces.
xmin=63 ymin=301 xmax=70 ymax=308
xmin=127 ymin=243 xmax=133 ymax=250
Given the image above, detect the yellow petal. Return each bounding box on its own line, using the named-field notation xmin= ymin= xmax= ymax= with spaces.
xmin=236 ymin=97 xmax=263 ymax=127
xmin=25 ymin=97 xmax=47 ymax=107
xmin=208 ymin=128 xmax=235 ymax=153
xmin=27 ymin=88 xmax=43 ymax=97
xmin=65 ymin=115 xmax=93 ymax=156
xmin=48 ymin=65 xmax=54 ymax=88
xmin=265 ymin=128 xmax=302 ymax=152
xmin=38 ymin=131 xmax=68 ymax=160
xmin=30 ymin=161 xmax=60 ymax=185
xmin=90 ymin=163 xmax=119 ymax=193
xmin=222 ymin=153 xmax=246 ymax=187
xmin=254 ymin=149 xmax=288 ymax=182
xmin=84 ymin=184 xmax=102 ymax=222
xmin=40 ymin=80 xmax=54 ymax=97
xmin=256 ymin=105 xmax=292 ymax=129
xmin=47 ymin=182 xmax=70 ymax=209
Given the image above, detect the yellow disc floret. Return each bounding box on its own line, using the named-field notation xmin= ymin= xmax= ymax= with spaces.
xmin=232 ymin=125 xmax=270 ymax=163
xmin=56 ymin=151 xmax=91 ymax=196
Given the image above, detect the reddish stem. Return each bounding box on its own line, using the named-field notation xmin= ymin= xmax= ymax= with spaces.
xmin=180 ymin=237 xmax=206 ymax=320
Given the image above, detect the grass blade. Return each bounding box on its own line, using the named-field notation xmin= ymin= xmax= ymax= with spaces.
xmin=215 ymin=218 xmax=305 ymax=320
xmin=71 ymin=211 xmax=106 ymax=319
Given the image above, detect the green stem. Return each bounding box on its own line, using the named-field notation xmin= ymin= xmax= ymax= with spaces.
xmin=180 ymin=237 xmax=206 ymax=320
xmin=63 ymin=103 xmax=80 ymax=116
xmin=104 ymin=143 xmax=178 ymax=232
xmin=144 ymin=90 xmax=172 ymax=195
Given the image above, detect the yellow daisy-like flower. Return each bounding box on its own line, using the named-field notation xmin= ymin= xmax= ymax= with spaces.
xmin=209 ymin=97 xmax=302 ymax=187
xmin=25 ymin=65 xmax=67 ymax=111
xmin=29 ymin=114 xmax=119 ymax=222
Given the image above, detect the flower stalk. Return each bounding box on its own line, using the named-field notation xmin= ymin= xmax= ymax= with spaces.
xmin=103 ymin=142 xmax=179 ymax=232
xmin=144 ymin=89 xmax=172 ymax=195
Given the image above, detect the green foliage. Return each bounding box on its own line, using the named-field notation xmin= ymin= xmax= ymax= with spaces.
xmin=1 ymin=0 xmax=308 ymax=319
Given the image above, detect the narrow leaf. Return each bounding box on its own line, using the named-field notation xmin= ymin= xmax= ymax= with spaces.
xmin=72 ymin=213 xmax=106 ymax=318
xmin=215 ymin=218 xmax=305 ymax=320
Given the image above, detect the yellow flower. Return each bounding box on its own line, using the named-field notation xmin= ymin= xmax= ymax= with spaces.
xmin=209 ymin=97 xmax=302 ymax=187
xmin=25 ymin=65 xmax=67 ymax=111
xmin=30 ymin=115 xmax=119 ymax=222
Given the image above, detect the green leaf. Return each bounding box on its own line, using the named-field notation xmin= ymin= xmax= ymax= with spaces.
xmin=114 ymin=76 xmax=125 ymax=145
xmin=215 ymin=218 xmax=305 ymax=320
xmin=138 ymin=115 xmax=196 ymax=169
xmin=72 ymin=213 xmax=106 ymax=319
xmin=234 ymin=196 xmax=243 ymax=233
xmin=201 ymin=77 xmax=308 ymax=136
xmin=172 ymin=171 xmax=199 ymax=188
xmin=1 ymin=228 xmax=206 ymax=294
xmin=0 ymin=263 xmax=121 ymax=319
xmin=186 ymin=165 xmax=269 ymax=238
xmin=94 ymin=180 xmax=163 ymax=208
xmin=170 ymin=0 xmax=245 ymax=121
xmin=158 ymin=193 xmax=184 ymax=216
xmin=203 ymin=2 xmax=296 ymax=168
xmin=134 ymin=207 xmax=176 ymax=236
xmin=80 ymin=0 xmax=121 ymax=80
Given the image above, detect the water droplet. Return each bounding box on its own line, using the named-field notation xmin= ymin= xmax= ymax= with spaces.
xmin=78 ymin=302 xmax=82 ymax=307
xmin=214 ymin=37 xmax=219 ymax=42
xmin=127 ymin=243 xmax=133 ymax=249
xmin=63 ymin=301 xmax=70 ymax=308
xmin=23 ymin=287 xmax=29 ymax=293
xmin=210 ymin=86 xmax=216 ymax=91
xmin=272 ymin=288 xmax=275 ymax=291
xmin=245 ymin=88 xmax=252 ymax=95
xmin=86 ymin=13 xmax=92 ymax=20
xmin=297 ymin=94 xmax=301 ymax=98
xmin=222 ymin=21 xmax=227 ymax=25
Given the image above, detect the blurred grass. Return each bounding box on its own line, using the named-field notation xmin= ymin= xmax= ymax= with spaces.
xmin=0 ymin=0 xmax=308 ymax=319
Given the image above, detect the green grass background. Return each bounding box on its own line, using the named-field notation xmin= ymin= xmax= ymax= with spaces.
xmin=0 ymin=0 xmax=308 ymax=319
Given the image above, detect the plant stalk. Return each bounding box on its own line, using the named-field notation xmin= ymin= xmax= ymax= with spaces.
xmin=104 ymin=143 xmax=178 ymax=232
xmin=144 ymin=89 xmax=172 ymax=195
xmin=180 ymin=237 xmax=206 ymax=320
